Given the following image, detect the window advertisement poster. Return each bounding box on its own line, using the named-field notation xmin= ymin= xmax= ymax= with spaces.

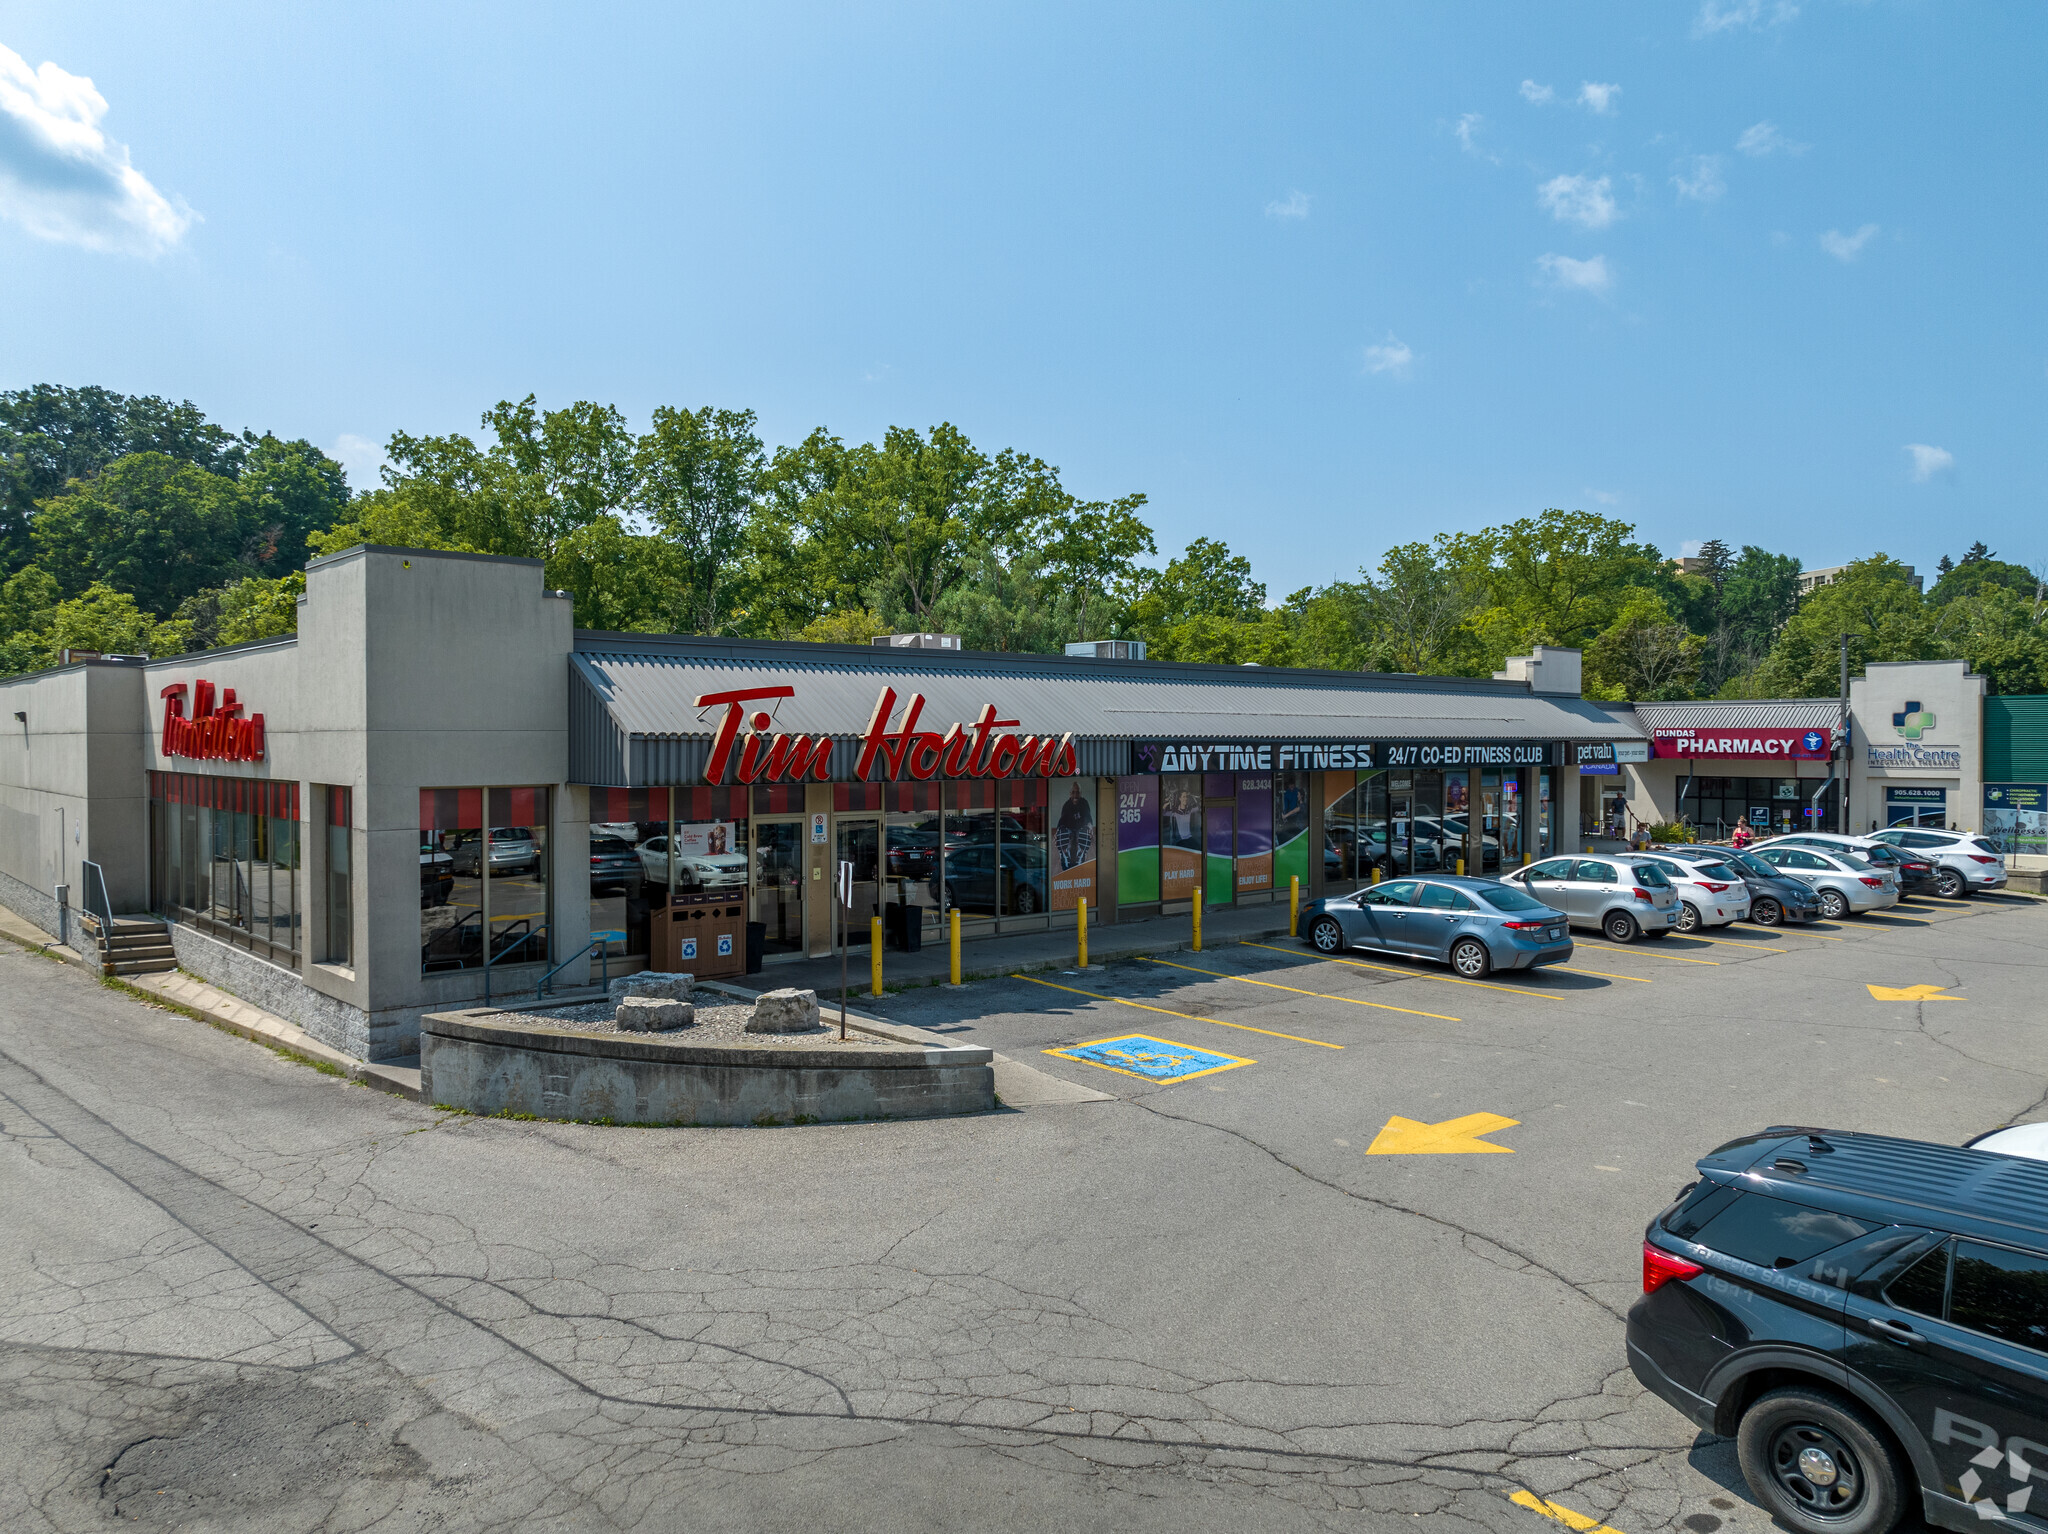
xmin=676 ymin=822 xmax=735 ymax=858
xmin=1234 ymin=774 xmax=1274 ymax=896
xmin=1160 ymin=774 xmax=1203 ymax=903
xmin=1049 ymin=779 xmax=1097 ymax=912
xmin=1115 ymin=776 xmax=1160 ymax=905
xmin=1983 ymin=784 xmax=2048 ymax=855
xmin=1273 ymin=770 xmax=1309 ymax=897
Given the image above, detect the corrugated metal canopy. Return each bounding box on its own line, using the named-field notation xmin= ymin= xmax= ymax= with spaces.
xmin=1633 ymin=699 xmax=1840 ymax=730
xmin=571 ymin=634 xmax=1640 ymax=751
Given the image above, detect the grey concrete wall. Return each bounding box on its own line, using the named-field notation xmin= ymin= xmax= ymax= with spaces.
xmin=0 ymin=661 xmax=150 ymax=923
xmin=420 ymin=1011 xmax=996 ymax=1125
xmin=169 ymin=922 xmax=372 ymax=1060
xmin=1850 ymin=660 xmax=1986 ymax=834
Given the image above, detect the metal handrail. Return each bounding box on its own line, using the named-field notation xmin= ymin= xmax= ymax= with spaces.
xmin=482 ymin=923 xmax=548 ymax=1008
xmin=536 ymin=936 xmax=613 ymax=1000
xmin=79 ymin=859 xmax=115 ymax=957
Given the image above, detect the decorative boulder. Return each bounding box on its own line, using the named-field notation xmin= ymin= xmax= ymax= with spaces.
xmin=748 ymin=988 xmax=821 ymax=1033
xmin=616 ymin=997 xmax=694 ymax=1032
xmin=609 ymin=971 xmax=694 ymax=1005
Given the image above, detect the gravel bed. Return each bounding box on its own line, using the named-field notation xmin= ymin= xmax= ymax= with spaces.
xmin=467 ymin=999 xmax=920 ymax=1049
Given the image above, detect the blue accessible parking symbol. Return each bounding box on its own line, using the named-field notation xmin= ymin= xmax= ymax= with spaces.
xmin=1045 ymin=1034 xmax=1253 ymax=1083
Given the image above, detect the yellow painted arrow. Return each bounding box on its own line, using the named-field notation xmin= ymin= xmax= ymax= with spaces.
xmin=1867 ymin=983 xmax=1965 ymax=1001
xmin=1367 ymin=1111 xmax=1520 ymax=1155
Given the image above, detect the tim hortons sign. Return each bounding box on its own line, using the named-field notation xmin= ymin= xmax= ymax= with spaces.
xmin=159 ymin=679 xmax=266 ymax=762
xmin=696 ymin=686 xmax=1078 ymax=786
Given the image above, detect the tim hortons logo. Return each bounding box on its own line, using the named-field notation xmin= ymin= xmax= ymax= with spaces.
xmin=696 ymin=685 xmax=1078 ymax=786
xmin=159 ymin=679 xmax=266 ymax=762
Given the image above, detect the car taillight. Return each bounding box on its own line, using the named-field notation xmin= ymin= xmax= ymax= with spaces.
xmin=1859 ymin=876 xmax=1883 ymax=888
xmin=1643 ymin=1241 xmax=1704 ymax=1294
xmin=1969 ymin=855 xmax=1999 ymax=865
xmin=1699 ymin=881 xmax=1729 ymax=893
xmin=1633 ymin=887 xmax=1653 ymax=901
xmin=1503 ymin=919 xmax=1555 ymax=930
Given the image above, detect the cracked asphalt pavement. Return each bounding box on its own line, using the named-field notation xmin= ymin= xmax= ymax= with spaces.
xmin=2 ymin=893 xmax=2043 ymax=1532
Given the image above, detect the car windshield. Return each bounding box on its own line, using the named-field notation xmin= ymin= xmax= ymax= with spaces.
xmin=492 ymin=827 xmax=534 ymax=842
xmin=1831 ymin=853 xmax=1874 ymax=871
xmin=590 ymin=838 xmax=633 ymax=854
xmin=1477 ymin=885 xmax=1547 ymax=913
xmin=1629 ymin=863 xmax=1672 ymax=888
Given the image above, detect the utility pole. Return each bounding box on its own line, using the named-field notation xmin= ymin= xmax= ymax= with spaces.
xmin=1839 ymin=633 xmax=1852 ymax=833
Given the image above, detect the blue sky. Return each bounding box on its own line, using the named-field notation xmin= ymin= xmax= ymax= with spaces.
xmin=3 ymin=2 xmax=2041 ymax=595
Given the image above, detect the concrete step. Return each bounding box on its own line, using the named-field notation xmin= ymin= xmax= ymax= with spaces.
xmin=107 ymin=957 xmax=179 ymax=976
xmin=107 ymin=946 xmax=177 ymax=964
xmin=107 ymin=935 xmax=174 ymax=952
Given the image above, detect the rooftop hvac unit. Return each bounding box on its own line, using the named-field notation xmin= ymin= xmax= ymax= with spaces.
xmin=1064 ymin=639 xmax=1147 ymax=660
xmin=872 ymin=633 xmax=962 ymax=650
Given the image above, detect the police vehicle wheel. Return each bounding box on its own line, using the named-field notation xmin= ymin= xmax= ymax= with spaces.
xmin=1603 ymin=910 xmax=1639 ymax=943
xmin=1309 ymin=916 xmax=1345 ymax=954
xmin=1936 ymin=868 xmax=1966 ymax=899
xmin=1752 ymin=897 xmax=1783 ymax=927
xmin=1676 ymin=901 xmax=1702 ymax=933
xmin=1737 ymin=1387 xmax=1906 ymax=1534
xmin=1449 ymin=938 xmax=1490 ymax=978
xmin=1819 ymin=889 xmax=1849 ymax=920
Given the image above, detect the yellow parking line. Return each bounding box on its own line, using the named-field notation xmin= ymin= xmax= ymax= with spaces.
xmin=1668 ymin=933 xmax=1787 ymax=954
xmin=1508 ymin=1489 xmax=1628 ymax=1534
xmin=1543 ymin=964 xmax=1653 ymax=983
xmin=1013 ymin=974 xmax=1347 ymax=1048
xmin=1142 ymin=956 xmax=1462 ymax=1021
xmin=1581 ymin=943 xmax=1719 ymax=965
xmin=1239 ymin=941 xmax=1564 ymax=1001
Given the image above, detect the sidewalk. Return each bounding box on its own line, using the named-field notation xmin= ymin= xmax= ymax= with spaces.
xmin=734 ymin=900 xmax=1303 ymax=998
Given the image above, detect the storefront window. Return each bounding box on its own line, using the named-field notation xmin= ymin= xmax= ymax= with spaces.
xmin=884 ymin=782 xmax=944 ymax=942
xmin=945 ymin=779 xmax=1001 ymax=929
xmin=149 ymin=773 xmax=301 ymax=969
xmin=1274 ymin=769 xmax=1310 ymax=899
xmin=1679 ymin=776 xmax=1838 ymax=836
xmin=750 ymin=784 xmax=804 ymax=956
xmin=1116 ymin=775 xmax=1160 ymax=905
xmin=420 ymin=787 xmax=551 ymax=973
xmin=1160 ymin=774 xmax=1202 ymax=905
xmin=588 ymin=787 xmax=658 ymax=961
xmin=1442 ymin=769 xmax=1471 ymax=873
xmin=1003 ymin=779 xmax=1049 ymax=926
xmin=1234 ymin=773 xmax=1273 ymax=900
xmin=323 ymin=785 xmax=352 ymax=966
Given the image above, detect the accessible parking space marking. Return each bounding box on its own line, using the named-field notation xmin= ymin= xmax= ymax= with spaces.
xmin=1014 ymin=973 xmax=1348 ymax=1047
xmin=1045 ymin=1034 xmax=1254 ymax=1083
xmin=1142 ymin=955 xmax=1463 ymax=1020
xmin=1237 ymin=941 xmax=1565 ymax=1000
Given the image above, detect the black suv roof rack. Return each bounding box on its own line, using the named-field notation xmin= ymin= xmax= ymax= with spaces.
xmin=1696 ymin=1126 xmax=2048 ymax=1245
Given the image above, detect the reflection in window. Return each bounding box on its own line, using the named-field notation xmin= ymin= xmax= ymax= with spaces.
xmin=1160 ymin=774 xmax=1202 ymax=904
xmin=150 ymin=772 xmax=301 ymax=969
xmin=323 ymin=785 xmax=352 ymax=966
xmin=885 ymin=782 xmax=944 ymax=941
xmin=420 ymin=787 xmax=551 ymax=973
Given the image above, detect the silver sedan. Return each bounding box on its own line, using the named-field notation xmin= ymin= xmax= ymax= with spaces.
xmin=1746 ymin=844 xmax=1900 ymax=919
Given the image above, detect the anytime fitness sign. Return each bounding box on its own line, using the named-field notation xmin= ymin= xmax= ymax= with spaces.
xmin=158 ymin=679 xmax=266 ymax=762
xmin=694 ymin=685 xmax=1078 ymax=786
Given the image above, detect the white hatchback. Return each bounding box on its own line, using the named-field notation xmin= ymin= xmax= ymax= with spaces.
xmin=1634 ymin=852 xmax=1752 ymax=933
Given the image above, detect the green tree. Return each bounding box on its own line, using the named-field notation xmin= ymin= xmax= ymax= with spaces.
xmin=633 ymin=405 xmax=766 ymax=635
xmin=1585 ymin=590 xmax=1705 ymax=700
xmin=1358 ymin=540 xmax=1480 ymax=674
xmin=30 ymin=454 xmax=254 ymax=615
xmin=1037 ymin=494 xmax=1156 ymax=643
xmin=238 ymin=435 xmax=349 ymax=575
xmin=548 ymin=516 xmax=685 ymax=634
xmin=1928 ymin=549 xmax=2040 ymax=607
xmin=1750 ymin=555 xmax=1933 ymax=696
xmin=1444 ymin=509 xmax=1664 ymax=659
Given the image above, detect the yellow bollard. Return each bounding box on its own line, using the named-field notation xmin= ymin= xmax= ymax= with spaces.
xmin=1192 ymin=891 xmax=1203 ymax=953
xmin=1288 ymin=875 xmax=1299 ymax=936
xmin=1371 ymin=865 xmax=1382 ymax=884
xmin=869 ymin=915 xmax=883 ymax=997
xmin=1456 ymin=856 xmax=1466 ymax=876
xmin=1077 ymin=897 xmax=1088 ymax=968
xmin=949 ymin=908 xmax=961 ymax=985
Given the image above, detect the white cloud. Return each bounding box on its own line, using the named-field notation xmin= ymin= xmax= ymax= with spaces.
xmin=1537 ymin=253 xmax=1612 ymax=295
xmin=1672 ymin=154 xmax=1726 ymax=202
xmin=1520 ymin=79 xmax=1555 ymax=105
xmin=0 ymin=43 xmax=191 ymax=254
xmin=1576 ymin=81 xmax=1621 ymax=115
xmin=1592 ymin=491 xmax=1623 ymax=507
xmin=1736 ymin=119 xmax=1806 ymax=157
xmin=1363 ymin=336 xmax=1415 ymax=378
xmin=1455 ymin=112 xmax=1487 ymax=157
xmin=1537 ymin=173 xmax=1618 ymax=229
xmin=330 ymin=434 xmax=386 ymax=490
xmin=1264 ymin=189 xmax=1309 ymax=220
xmin=1820 ymin=222 xmax=1879 ymax=261
xmin=1905 ymin=444 xmax=1954 ymax=482
xmin=1693 ymin=0 xmax=1800 ymax=37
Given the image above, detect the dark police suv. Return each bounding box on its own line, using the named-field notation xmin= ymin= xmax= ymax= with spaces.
xmin=1629 ymin=1127 xmax=2048 ymax=1534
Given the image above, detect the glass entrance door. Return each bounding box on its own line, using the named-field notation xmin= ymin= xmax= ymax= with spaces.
xmin=836 ymin=816 xmax=881 ymax=950
xmin=1387 ymin=790 xmax=1413 ymax=877
xmin=751 ymin=818 xmax=805 ymax=956
xmin=1204 ymin=801 xmax=1235 ymax=907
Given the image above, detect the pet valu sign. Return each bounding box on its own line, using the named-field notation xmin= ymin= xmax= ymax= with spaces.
xmin=695 ymin=685 xmax=1078 ymax=786
xmin=158 ymin=680 xmax=266 ymax=762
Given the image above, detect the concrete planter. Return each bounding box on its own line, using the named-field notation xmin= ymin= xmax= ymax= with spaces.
xmin=419 ymin=1010 xmax=995 ymax=1126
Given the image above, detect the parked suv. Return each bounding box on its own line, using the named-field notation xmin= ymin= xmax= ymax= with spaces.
xmin=1299 ymin=874 xmax=1572 ymax=977
xmin=1869 ymin=828 xmax=2010 ymax=899
xmin=1629 ymin=1126 xmax=2048 ymax=1534
xmin=1496 ymin=854 xmax=1682 ymax=942
xmin=1663 ymin=846 xmax=1823 ymax=928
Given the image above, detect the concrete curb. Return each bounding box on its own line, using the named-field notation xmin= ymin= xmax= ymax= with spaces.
xmin=132 ymin=971 xmax=425 ymax=1101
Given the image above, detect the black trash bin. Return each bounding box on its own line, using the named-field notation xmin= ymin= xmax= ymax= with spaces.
xmin=885 ymin=902 xmax=924 ymax=953
xmin=744 ymin=921 xmax=766 ymax=975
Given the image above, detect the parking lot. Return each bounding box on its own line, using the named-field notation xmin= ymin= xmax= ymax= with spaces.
xmin=2 ymin=888 xmax=2043 ymax=1533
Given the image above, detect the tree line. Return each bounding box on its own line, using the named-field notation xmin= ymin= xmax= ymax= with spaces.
xmin=2 ymin=383 xmax=2043 ymax=697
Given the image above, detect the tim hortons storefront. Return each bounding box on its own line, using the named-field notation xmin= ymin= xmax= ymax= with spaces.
xmin=0 ymin=546 xmax=1636 ymax=1064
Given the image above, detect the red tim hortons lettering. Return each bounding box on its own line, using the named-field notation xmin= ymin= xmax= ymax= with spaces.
xmin=159 ymin=680 xmax=266 ymax=762
xmin=697 ymin=685 xmax=1075 ymax=786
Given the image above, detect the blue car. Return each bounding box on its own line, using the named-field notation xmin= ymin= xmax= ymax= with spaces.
xmin=1299 ymin=874 xmax=1572 ymax=978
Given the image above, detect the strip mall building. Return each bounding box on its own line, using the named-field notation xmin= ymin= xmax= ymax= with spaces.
xmin=5 ymin=547 xmax=2040 ymax=1065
